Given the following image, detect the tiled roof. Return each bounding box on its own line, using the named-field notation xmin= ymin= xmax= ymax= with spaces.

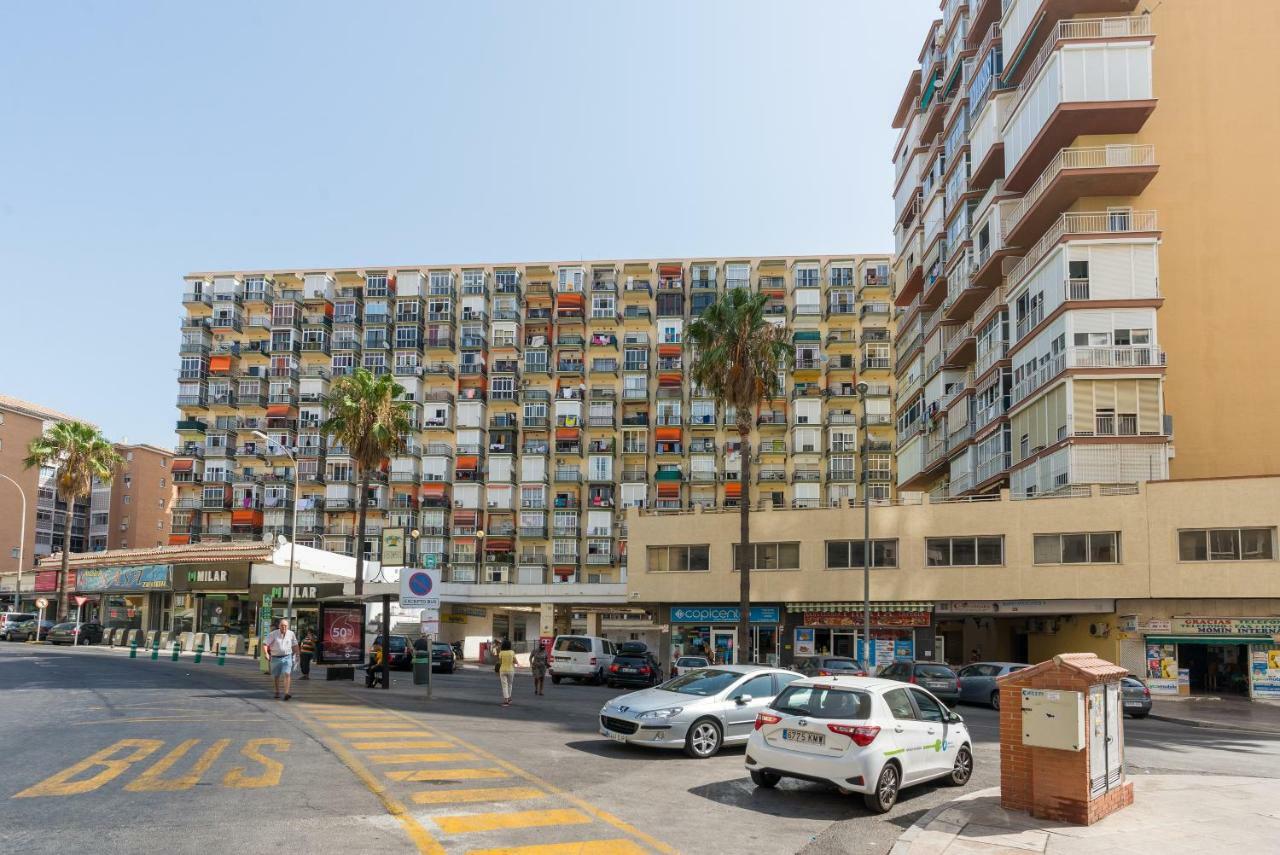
xmin=0 ymin=394 xmax=84 ymax=424
xmin=999 ymin=652 xmax=1129 ymax=684
xmin=39 ymin=541 xmax=273 ymax=570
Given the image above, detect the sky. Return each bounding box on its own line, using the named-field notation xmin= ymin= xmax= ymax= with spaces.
xmin=0 ymin=1 xmax=937 ymax=447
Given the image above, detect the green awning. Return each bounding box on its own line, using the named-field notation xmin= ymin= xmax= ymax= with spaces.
xmin=920 ymin=73 xmax=940 ymax=109
xmin=1146 ymin=636 xmax=1274 ymax=646
xmin=654 ymin=470 xmax=682 ymax=481
xmin=793 ymin=330 xmax=821 ymax=342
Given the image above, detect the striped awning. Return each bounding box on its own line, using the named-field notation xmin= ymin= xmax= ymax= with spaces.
xmin=787 ymin=602 xmax=934 ymax=612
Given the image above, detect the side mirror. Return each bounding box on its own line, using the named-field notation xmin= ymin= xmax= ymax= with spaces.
xmin=948 ymin=711 xmax=964 ymax=724
xmin=735 ymin=694 xmax=753 ymax=705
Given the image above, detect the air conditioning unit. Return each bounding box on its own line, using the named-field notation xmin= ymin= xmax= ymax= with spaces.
xmin=1089 ymin=622 xmax=1110 ymax=638
xmin=487 ymin=501 xmax=498 ymax=508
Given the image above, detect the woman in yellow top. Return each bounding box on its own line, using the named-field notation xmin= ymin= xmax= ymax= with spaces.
xmin=497 ymin=638 xmax=516 ymax=706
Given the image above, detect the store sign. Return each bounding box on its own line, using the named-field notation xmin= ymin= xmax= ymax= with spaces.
xmin=935 ymin=599 xmax=1114 ymax=616
xmin=803 ymin=610 xmax=931 ymax=628
xmin=76 ymin=564 xmax=171 ymax=593
xmin=1169 ymin=616 xmax=1280 ymax=637
xmin=441 ymin=613 xmax=468 ymax=624
xmin=173 ymin=565 xmax=251 ymax=591
xmin=449 ymin=605 xmax=487 ymax=618
xmin=670 ymin=605 xmax=780 ymax=624
xmin=250 ymin=583 xmax=346 ymax=601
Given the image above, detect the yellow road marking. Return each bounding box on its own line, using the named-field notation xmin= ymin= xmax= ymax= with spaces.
xmin=71 ymin=716 xmax=266 ymax=725
xmin=14 ymin=739 xmax=163 ymax=798
xmin=124 ymin=738 xmax=231 ymax=792
xmin=467 ymin=840 xmax=649 ymax=855
xmin=365 ymin=752 xmax=474 ymax=764
xmin=386 ymin=768 xmax=509 ymax=782
xmin=329 ymin=730 xmax=431 ymax=738
xmin=410 ymin=786 xmax=545 ymax=805
xmin=352 ymin=740 xmax=448 ymax=750
xmin=435 ymin=808 xmax=591 ymax=834
xmin=223 ymin=738 xmax=290 ymax=788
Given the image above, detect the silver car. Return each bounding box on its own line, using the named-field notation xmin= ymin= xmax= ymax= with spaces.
xmin=599 ymin=664 xmax=801 ymax=758
xmin=956 ymin=661 xmax=1030 ymax=709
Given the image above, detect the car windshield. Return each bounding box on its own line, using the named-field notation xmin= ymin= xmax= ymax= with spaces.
xmin=915 ymin=665 xmax=956 ymax=679
xmin=772 ymin=685 xmax=871 ymax=720
xmin=821 ymin=659 xmax=862 ymax=670
xmin=661 ymin=669 xmax=742 ymax=696
xmin=555 ymin=637 xmax=591 ymax=653
xmin=676 ymin=657 xmax=707 ymax=666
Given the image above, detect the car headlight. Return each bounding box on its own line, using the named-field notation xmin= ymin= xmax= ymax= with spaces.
xmin=635 ymin=706 xmax=684 ymax=720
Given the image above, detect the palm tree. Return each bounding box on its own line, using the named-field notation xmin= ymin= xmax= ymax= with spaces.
xmin=24 ymin=421 xmax=123 ymax=618
xmin=321 ymin=368 xmax=413 ymax=596
xmin=688 ymin=288 xmax=792 ymax=662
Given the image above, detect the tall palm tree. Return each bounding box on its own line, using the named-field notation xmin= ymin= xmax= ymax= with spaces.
xmin=688 ymin=289 xmax=792 ymax=662
xmin=24 ymin=421 xmax=123 ymax=618
xmin=321 ymin=368 xmax=412 ymax=596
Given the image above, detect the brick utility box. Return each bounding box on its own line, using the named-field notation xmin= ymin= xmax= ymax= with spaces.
xmin=997 ymin=653 xmax=1133 ymax=825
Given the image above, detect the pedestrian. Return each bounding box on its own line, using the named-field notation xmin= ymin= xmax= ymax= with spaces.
xmin=497 ymin=637 xmax=516 ymax=706
xmin=263 ymin=618 xmax=300 ymax=701
xmin=530 ymin=643 xmax=549 ymax=695
xmin=366 ymin=640 xmax=385 ymax=688
xmin=299 ymin=629 xmax=316 ymax=680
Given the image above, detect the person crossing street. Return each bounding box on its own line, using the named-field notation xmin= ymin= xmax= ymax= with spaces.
xmin=263 ymin=618 xmax=300 ymax=701
xmin=299 ymin=629 xmax=316 ymax=680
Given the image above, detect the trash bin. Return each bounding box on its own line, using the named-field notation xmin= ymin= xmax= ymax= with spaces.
xmin=412 ymin=653 xmax=432 ymax=686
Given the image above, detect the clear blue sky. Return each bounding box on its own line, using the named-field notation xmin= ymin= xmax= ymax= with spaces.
xmin=0 ymin=1 xmax=936 ymax=447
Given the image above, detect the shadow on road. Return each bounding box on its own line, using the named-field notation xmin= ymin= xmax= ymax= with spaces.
xmin=685 ymin=774 xmax=951 ymax=821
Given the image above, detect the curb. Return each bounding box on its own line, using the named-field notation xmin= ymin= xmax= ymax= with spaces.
xmin=887 ymin=786 xmax=998 ymax=855
xmin=1147 ymin=712 xmax=1280 ymax=736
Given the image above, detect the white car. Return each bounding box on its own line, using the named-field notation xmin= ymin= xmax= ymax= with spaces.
xmin=549 ymin=635 xmax=617 ymax=685
xmin=745 ymin=675 xmax=973 ymax=813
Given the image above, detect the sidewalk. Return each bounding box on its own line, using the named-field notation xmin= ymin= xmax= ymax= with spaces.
xmin=1149 ymin=695 xmax=1280 ymax=734
xmin=891 ymin=775 xmax=1279 ymax=855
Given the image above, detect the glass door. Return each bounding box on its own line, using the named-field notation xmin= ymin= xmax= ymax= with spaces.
xmin=712 ymin=629 xmax=736 ymax=665
xmin=752 ymin=626 xmax=778 ymax=665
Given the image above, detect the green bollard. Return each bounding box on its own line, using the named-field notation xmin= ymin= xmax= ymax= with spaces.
xmin=217 ymin=644 xmax=227 ymax=666
xmin=194 ymin=642 xmax=204 ymax=664
xmin=129 ymin=639 xmax=138 ymax=659
xmin=171 ymin=641 xmax=180 ymax=661
xmin=151 ymin=638 xmax=160 ymax=660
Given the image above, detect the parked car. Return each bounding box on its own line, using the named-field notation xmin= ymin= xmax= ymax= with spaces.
xmin=956 ymin=662 xmax=1030 ymax=709
xmin=1 ymin=613 xmax=38 ymax=641
xmin=13 ymin=619 xmax=54 ymax=641
xmin=746 ymin=675 xmax=973 ymax=814
xmin=371 ymin=634 xmax=413 ymax=670
xmin=1121 ymin=675 xmax=1152 ymax=718
xmin=46 ymin=622 xmax=104 ymax=645
xmin=671 ymin=655 xmax=710 ymax=677
xmin=794 ymin=656 xmax=869 ymax=678
xmin=607 ymin=649 xmax=663 ymax=688
xmin=430 ymin=641 xmax=456 ymax=674
xmin=599 ymin=664 xmax=803 ymax=758
xmin=550 ymin=635 xmax=617 ymax=685
xmin=877 ymin=660 xmax=962 ymax=703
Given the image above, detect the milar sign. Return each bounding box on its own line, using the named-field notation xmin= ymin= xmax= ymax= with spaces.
xmin=188 ymin=569 xmax=228 ymax=584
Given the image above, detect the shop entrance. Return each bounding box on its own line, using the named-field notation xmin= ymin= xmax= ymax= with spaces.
xmin=1178 ymin=643 xmax=1251 ymax=695
xmin=752 ymin=626 xmax=778 ymax=665
xmin=712 ymin=629 xmax=736 ymax=665
xmin=831 ymin=631 xmax=857 ymax=658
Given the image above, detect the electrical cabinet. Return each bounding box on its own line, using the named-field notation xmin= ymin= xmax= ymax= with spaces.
xmin=1021 ymin=688 xmax=1086 ymax=751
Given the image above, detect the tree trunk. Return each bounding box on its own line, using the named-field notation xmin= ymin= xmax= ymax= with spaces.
xmin=354 ymin=471 xmax=369 ymax=597
xmin=58 ymin=494 xmax=73 ymax=621
xmin=737 ymin=425 xmax=752 ymax=664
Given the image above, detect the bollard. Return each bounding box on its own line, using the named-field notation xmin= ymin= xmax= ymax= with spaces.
xmin=151 ymin=638 xmax=160 ymax=660
xmin=217 ymin=644 xmax=227 ymax=666
xmin=194 ymin=642 xmax=204 ymax=664
xmin=171 ymin=641 xmax=180 ymax=661
xmin=129 ymin=639 xmax=138 ymax=659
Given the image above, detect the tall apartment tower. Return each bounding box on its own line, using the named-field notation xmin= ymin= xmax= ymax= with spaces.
xmin=890 ymin=0 xmax=1280 ymax=497
xmin=173 ymin=256 xmax=892 ymax=589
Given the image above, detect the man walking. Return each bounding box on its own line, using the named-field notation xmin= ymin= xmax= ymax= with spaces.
xmin=263 ymin=618 xmax=300 ymax=701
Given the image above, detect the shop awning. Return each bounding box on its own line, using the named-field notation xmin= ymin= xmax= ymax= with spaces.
xmin=171 ymin=459 xmax=194 ymax=472
xmin=787 ymin=602 xmax=934 ymax=612
xmin=1147 ymin=636 xmax=1275 ymax=645
xmin=420 ymin=484 xmax=448 ymax=498
xmin=657 ymin=344 xmax=682 ymax=357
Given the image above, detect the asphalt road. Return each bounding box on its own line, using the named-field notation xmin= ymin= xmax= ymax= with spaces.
xmin=4 ymin=644 xmax=1280 ymax=855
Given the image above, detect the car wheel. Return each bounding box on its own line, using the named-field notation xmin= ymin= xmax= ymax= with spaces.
xmin=947 ymin=746 xmax=973 ymax=786
xmin=991 ymin=691 xmax=1001 ymax=711
xmin=750 ymin=770 xmax=780 ymax=789
xmin=551 ymin=676 xmax=561 ymax=685
xmin=863 ymin=762 xmax=900 ymax=814
xmin=683 ymin=718 xmax=723 ymax=759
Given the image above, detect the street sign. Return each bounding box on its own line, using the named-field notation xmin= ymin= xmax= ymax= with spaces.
xmin=424 ymin=553 xmax=438 ymax=569
xmin=420 ymin=619 xmax=440 ymax=635
xmin=36 ymin=597 xmax=48 ymax=609
xmin=400 ymin=568 xmax=441 ymax=609
xmin=75 ymin=596 xmax=88 ymax=606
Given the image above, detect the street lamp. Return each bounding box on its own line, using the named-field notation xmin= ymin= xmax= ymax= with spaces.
xmin=0 ymin=473 xmax=27 ymax=611
xmin=856 ymin=382 xmax=871 ymax=669
xmin=254 ymin=431 xmax=299 ymax=621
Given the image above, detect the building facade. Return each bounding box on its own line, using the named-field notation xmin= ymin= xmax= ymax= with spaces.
xmin=107 ymin=443 xmax=176 ymax=551
xmin=889 ymin=0 xmax=1280 ymax=497
xmin=626 ymin=475 xmax=1280 ymax=701
xmin=173 ymin=256 xmax=893 ymax=634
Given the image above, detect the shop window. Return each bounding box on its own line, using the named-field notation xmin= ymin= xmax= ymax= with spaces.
xmin=926 ymin=536 xmax=1004 ymax=567
xmin=646 ymin=544 xmax=710 ymax=572
xmin=826 ymin=539 xmax=899 ymax=569
xmin=1033 ymin=532 xmax=1119 ymax=565
xmin=731 ymin=542 xmax=800 ymax=570
xmin=1178 ymin=528 xmax=1275 ymax=562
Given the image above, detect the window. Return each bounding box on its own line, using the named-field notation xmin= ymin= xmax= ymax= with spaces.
xmin=732 ymin=542 xmax=800 ymax=570
xmin=884 ymin=688 xmax=915 ymax=719
xmin=1178 ymin=528 xmax=1275 ymax=562
xmin=646 ymin=545 xmax=710 ymax=572
xmin=123 ymin=495 xmax=131 ymax=505
xmin=910 ymin=689 xmax=946 ymax=721
xmin=1034 ymin=532 xmax=1119 ymax=564
xmin=735 ymin=674 xmax=775 ymax=700
xmin=826 ymin=539 xmax=899 ymax=569
xmin=926 ymin=536 xmax=1003 ymax=566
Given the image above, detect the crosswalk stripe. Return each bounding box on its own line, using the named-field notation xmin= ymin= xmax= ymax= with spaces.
xmin=434 ymin=808 xmax=591 ymax=834
xmin=465 ymin=841 xmax=648 ymax=855
xmin=386 ymin=768 xmax=508 ymax=782
xmin=364 ymin=752 xmax=474 ymax=764
xmin=330 ymin=730 xmax=433 ymax=738
xmin=410 ymin=786 xmax=545 ymax=805
xmin=352 ymin=740 xmax=451 ymax=750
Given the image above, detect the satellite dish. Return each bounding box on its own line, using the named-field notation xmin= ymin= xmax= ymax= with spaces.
xmin=277 ymin=534 xmax=287 ymax=547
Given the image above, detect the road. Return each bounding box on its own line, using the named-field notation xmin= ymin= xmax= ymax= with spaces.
xmin=3 ymin=644 xmax=1279 ymax=855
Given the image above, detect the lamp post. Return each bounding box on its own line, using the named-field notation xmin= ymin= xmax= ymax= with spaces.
xmin=856 ymin=382 xmax=871 ymax=670
xmin=254 ymin=431 xmax=299 ymax=620
xmin=0 ymin=473 xmax=27 ymax=611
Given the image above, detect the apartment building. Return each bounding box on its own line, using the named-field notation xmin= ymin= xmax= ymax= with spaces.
xmin=889 ymin=0 xmax=1280 ymax=497
xmin=107 ymin=443 xmax=175 ymax=551
xmin=173 ymin=255 xmax=893 ymax=631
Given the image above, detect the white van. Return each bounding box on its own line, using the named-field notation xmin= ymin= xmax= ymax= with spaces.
xmin=550 ymin=635 xmax=616 ymax=685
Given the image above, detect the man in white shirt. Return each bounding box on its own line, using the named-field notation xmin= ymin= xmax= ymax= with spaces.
xmin=263 ymin=618 xmax=300 ymax=701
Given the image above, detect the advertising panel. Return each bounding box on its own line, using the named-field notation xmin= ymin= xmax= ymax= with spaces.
xmin=381 ymin=528 xmax=406 ymax=568
xmin=1169 ymin=616 xmax=1280 ymax=637
xmin=318 ymin=603 xmax=365 ymax=665
xmin=794 ymin=628 xmax=816 ymax=657
xmin=76 ymin=564 xmax=171 ymax=593
xmin=669 ymin=605 xmax=781 ymax=624
xmin=1251 ymin=647 xmax=1280 ymax=699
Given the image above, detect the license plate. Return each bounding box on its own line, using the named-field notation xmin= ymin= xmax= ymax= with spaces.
xmin=620 ymin=667 xmax=636 ymax=673
xmin=782 ymin=729 xmax=825 ymax=746
xmin=1124 ymin=700 xmax=1144 ymax=707
xmin=926 ymin=682 xmax=949 ymax=690
xmin=606 ymin=731 xmax=628 ymax=743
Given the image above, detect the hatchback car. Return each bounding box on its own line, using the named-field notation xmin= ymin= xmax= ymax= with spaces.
xmin=13 ymin=619 xmax=54 ymax=641
xmin=607 ymin=650 xmax=663 ymax=688
xmin=46 ymin=622 xmax=104 ymax=645
xmin=956 ymin=662 xmax=1030 ymax=709
xmin=795 ymin=656 xmax=869 ymax=678
xmin=600 ymin=665 xmax=802 ymax=758
xmin=428 ymin=641 xmax=456 ymax=673
xmin=671 ymin=655 xmax=710 ymax=677
xmin=1 ymin=613 xmax=39 ymax=642
xmin=746 ymin=676 xmax=972 ymax=813
xmin=877 ymin=660 xmax=961 ymax=703
xmin=1121 ymin=675 xmax=1152 ymax=718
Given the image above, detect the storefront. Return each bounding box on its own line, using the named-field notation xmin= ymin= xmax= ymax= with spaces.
xmin=248 ymin=581 xmax=346 ymax=642
xmin=1141 ymin=616 xmax=1280 ymax=700
xmin=786 ymin=602 xmax=934 ymax=669
xmin=73 ymin=564 xmax=173 ymax=632
xmin=934 ymin=599 xmax=1116 ymax=666
xmin=171 ymin=564 xmax=255 ymax=638
xmin=667 ymin=604 xmax=782 ymax=665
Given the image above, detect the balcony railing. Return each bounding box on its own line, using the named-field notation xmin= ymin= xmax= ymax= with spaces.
xmin=1002 ymin=145 xmax=1156 ymax=241
xmin=976 ymin=451 xmax=1010 ymax=484
xmin=1006 ymin=211 xmax=1158 ymax=291
xmin=1011 ymin=346 xmax=1165 ymax=406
